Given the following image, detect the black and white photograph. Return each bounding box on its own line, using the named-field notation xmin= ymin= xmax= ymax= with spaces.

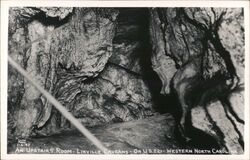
xmin=1 ymin=1 xmax=249 ymax=160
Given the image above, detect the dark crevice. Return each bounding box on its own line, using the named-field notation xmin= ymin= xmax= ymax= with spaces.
xmin=156 ymin=9 xmax=169 ymax=57
xmin=180 ymin=8 xmax=237 ymax=82
xmin=22 ymin=25 xmax=31 ymax=69
xmin=156 ymin=8 xmax=181 ymax=69
xmin=179 ymin=22 xmax=191 ymax=60
xmin=107 ymin=61 xmax=142 ymax=77
xmin=184 ymin=110 xmax=222 ymax=150
xmin=180 ymin=8 xmax=207 ymax=31
xmin=28 ymin=7 xmax=73 ymax=27
xmin=204 ymin=105 xmax=228 ymax=151
xmin=112 ymin=8 xmax=180 ymax=116
xmin=209 ymin=31 xmax=238 ymax=80
xmin=20 ymin=9 xmax=73 ymax=55
xmin=135 ymin=9 xmax=180 ymax=116
xmin=220 ymin=97 xmax=244 ymax=124
xmin=219 ymin=99 xmax=244 ymax=149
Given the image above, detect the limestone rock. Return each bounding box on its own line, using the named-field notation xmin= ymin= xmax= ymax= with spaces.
xmin=192 ymin=95 xmax=244 ymax=154
xmin=111 ymin=42 xmax=143 ymax=74
xmin=150 ymin=8 xmax=244 ymax=153
xmin=34 ymin=8 xmax=157 ymax=136
xmin=218 ymin=9 xmax=244 ymax=83
xmin=8 ymin=7 xmax=245 ymax=154
xmin=8 ymin=8 xmax=158 ymax=138
xmin=39 ymin=7 xmax=73 ymax=19
xmin=35 ymin=63 xmax=156 ymax=136
xmin=8 ymin=7 xmax=118 ymax=138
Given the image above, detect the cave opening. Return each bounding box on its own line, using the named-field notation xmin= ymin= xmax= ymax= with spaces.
xmin=113 ymin=8 xmax=180 ymax=116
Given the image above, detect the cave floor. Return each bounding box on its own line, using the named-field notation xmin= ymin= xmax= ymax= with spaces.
xmin=8 ymin=113 xmax=191 ymax=154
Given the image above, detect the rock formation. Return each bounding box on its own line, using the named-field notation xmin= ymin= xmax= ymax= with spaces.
xmin=8 ymin=7 xmax=244 ymax=154
xmin=149 ymin=8 xmax=244 ymax=153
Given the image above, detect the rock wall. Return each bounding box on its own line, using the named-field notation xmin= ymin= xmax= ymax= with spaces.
xmin=8 ymin=7 xmax=245 ymax=154
xmin=8 ymin=8 xmax=158 ymax=138
xmin=149 ymin=8 xmax=244 ymax=153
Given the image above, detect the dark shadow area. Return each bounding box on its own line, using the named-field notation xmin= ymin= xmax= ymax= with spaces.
xmin=187 ymin=128 xmax=222 ymax=151
xmin=28 ymin=7 xmax=73 ymax=27
xmin=115 ymin=8 xmax=181 ymax=116
xmin=133 ymin=8 xmax=183 ymax=124
xmin=117 ymin=8 xmax=225 ymax=151
xmin=184 ymin=111 xmax=223 ymax=151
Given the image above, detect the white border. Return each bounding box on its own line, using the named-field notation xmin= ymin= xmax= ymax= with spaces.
xmin=1 ymin=1 xmax=249 ymax=160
